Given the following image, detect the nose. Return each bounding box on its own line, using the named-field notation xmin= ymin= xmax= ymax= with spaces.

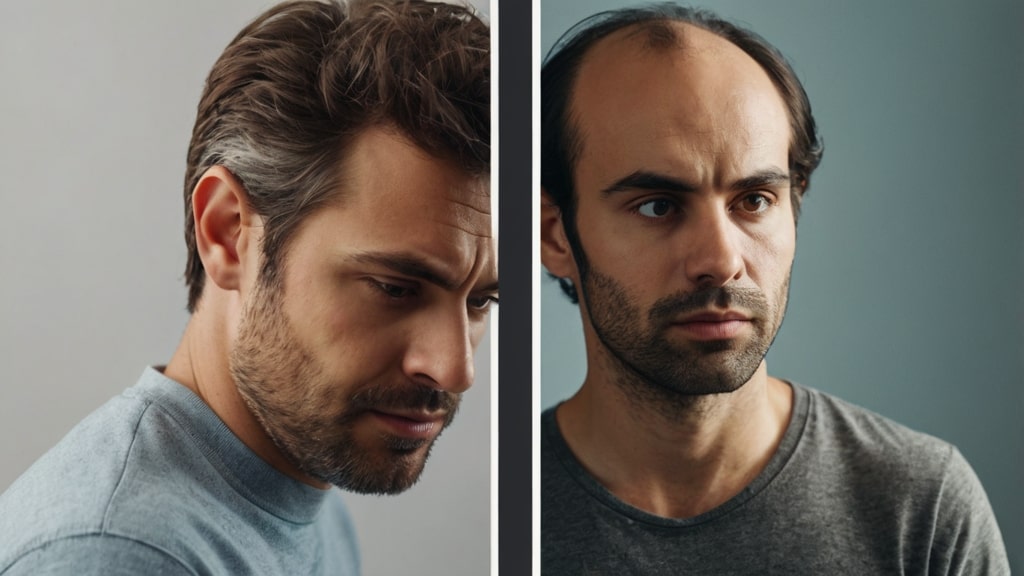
xmin=684 ymin=208 xmax=744 ymax=289
xmin=402 ymin=311 xmax=475 ymax=394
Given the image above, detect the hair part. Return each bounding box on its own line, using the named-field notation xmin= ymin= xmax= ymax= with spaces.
xmin=541 ymin=3 xmax=822 ymax=303
xmin=184 ymin=0 xmax=489 ymax=312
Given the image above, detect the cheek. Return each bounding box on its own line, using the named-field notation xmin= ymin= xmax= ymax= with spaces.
xmin=745 ymin=220 xmax=795 ymax=289
xmin=575 ymin=207 xmax=657 ymax=279
xmin=282 ymin=276 xmax=401 ymax=379
xmin=576 ymin=204 xmax=635 ymax=259
xmin=322 ymin=305 xmax=404 ymax=372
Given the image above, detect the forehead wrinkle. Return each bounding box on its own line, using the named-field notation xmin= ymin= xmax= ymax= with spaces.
xmin=437 ymin=189 xmax=492 ymax=238
xmin=445 ymin=195 xmax=491 ymax=216
xmin=428 ymin=217 xmax=493 ymax=239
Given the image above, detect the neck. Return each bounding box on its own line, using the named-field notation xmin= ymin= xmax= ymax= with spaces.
xmin=557 ymin=360 xmax=792 ymax=519
xmin=164 ymin=292 xmax=328 ymax=489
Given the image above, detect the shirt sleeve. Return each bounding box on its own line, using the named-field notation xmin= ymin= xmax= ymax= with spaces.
xmin=928 ymin=446 xmax=1010 ymax=576
xmin=2 ymin=534 xmax=196 ymax=576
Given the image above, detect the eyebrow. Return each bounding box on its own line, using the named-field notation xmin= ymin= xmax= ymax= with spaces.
xmin=602 ymin=171 xmax=696 ymax=196
xmin=348 ymin=251 xmax=498 ymax=293
xmin=601 ymin=168 xmax=791 ymax=196
xmin=731 ymin=169 xmax=791 ymax=192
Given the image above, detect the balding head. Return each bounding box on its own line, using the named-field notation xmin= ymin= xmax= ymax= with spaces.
xmin=571 ymin=21 xmax=791 ymax=187
xmin=541 ymin=5 xmax=822 ymax=303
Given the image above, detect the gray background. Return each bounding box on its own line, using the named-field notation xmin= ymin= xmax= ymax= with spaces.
xmin=541 ymin=0 xmax=1023 ymax=569
xmin=0 ymin=1 xmax=490 ymax=574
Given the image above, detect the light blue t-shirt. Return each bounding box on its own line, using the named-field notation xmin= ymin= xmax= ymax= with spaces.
xmin=0 ymin=368 xmax=360 ymax=575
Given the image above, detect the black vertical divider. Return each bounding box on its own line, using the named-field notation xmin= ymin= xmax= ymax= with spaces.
xmin=497 ymin=1 xmax=533 ymax=574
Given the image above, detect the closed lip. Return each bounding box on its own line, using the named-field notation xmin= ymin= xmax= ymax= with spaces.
xmin=372 ymin=409 xmax=447 ymax=424
xmin=675 ymin=310 xmax=752 ymax=324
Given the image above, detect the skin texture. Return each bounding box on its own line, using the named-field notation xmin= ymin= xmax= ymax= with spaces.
xmin=166 ymin=127 xmax=496 ymax=493
xmin=540 ymin=23 xmax=796 ymax=518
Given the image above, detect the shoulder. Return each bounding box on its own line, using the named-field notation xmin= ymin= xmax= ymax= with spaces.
xmin=0 ymin=390 xmax=153 ymax=566
xmin=540 ymin=406 xmax=581 ymax=510
xmin=0 ymin=381 xmax=225 ymax=569
xmin=796 ymin=386 xmax=1009 ymax=573
xmin=798 ymin=385 xmax=971 ymax=500
xmin=2 ymin=534 xmax=194 ymax=576
xmin=540 ymin=406 xmax=571 ymax=482
xmin=800 ymin=385 xmax=955 ymax=476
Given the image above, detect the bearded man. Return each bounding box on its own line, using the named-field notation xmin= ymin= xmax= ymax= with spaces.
xmin=0 ymin=1 xmax=493 ymax=573
xmin=540 ymin=5 xmax=1008 ymax=574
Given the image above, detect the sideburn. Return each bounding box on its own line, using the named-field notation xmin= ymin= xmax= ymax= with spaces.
xmin=558 ymin=201 xmax=591 ymax=305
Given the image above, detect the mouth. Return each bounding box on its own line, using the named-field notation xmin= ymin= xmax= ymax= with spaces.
xmin=368 ymin=409 xmax=448 ymax=440
xmin=670 ymin=310 xmax=753 ymax=341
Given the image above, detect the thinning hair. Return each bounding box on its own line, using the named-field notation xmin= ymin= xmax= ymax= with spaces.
xmin=542 ymin=4 xmax=822 ymax=303
xmin=184 ymin=0 xmax=489 ymax=312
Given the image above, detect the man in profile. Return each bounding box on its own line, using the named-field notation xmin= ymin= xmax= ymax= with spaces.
xmin=0 ymin=0 xmax=493 ymax=573
xmin=540 ymin=5 xmax=1008 ymax=573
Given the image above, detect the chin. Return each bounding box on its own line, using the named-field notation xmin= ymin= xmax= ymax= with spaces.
xmin=312 ymin=441 xmax=434 ymax=495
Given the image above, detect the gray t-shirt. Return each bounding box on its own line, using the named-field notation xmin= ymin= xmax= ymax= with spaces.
xmin=542 ymin=383 xmax=1009 ymax=575
xmin=0 ymin=368 xmax=360 ymax=575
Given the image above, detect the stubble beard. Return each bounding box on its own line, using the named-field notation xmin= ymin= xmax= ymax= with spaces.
xmin=229 ymin=279 xmax=460 ymax=495
xmin=579 ymin=267 xmax=789 ymax=420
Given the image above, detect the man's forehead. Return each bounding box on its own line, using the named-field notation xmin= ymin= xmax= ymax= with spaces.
xmin=568 ymin=21 xmax=790 ymax=176
xmin=573 ymin=22 xmax=777 ymax=115
xmin=340 ymin=127 xmax=490 ymax=203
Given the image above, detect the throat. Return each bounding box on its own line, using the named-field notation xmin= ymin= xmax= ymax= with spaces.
xmin=557 ymin=374 xmax=793 ymax=519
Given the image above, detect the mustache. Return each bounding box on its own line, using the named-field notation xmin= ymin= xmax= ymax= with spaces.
xmin=345 ymin=382 xmax=460 ymax=416
xmin=648 ymin=285 xmax=768 ymax=326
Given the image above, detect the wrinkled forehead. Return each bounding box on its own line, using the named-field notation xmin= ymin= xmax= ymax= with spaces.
xmin=418 ymin=173 xmax=492 ymax=240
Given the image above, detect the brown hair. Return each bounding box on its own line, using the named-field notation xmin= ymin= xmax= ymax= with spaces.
xmin=183 ymin=0 xmax=489 ymax=312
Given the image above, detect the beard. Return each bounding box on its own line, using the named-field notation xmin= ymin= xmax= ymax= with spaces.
xmin=579 ymin=266 xmax=789 ymax=416
xmin=229 ymin=279 xmax=460 ymax=495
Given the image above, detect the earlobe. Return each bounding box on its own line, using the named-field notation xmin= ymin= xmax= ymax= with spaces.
xmin=539 ymin=188 xmax=578 ymax=280
xmin=192 ymin=166 xmax=257 ymax=293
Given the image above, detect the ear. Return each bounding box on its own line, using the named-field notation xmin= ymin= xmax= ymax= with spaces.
xmin=540 ymin=187 xmax=578 ymax=280
xmin=191 ymin=166 xmax=260 ymax=294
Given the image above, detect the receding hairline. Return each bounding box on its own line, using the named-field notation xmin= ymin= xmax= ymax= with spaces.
xmin=290 ymin=121 xmax=492 ymax=223
xmin=565 ymin=19 xmax=785 ymax=176
xmin=579 ymin=19 xmax=737 ymax=72
xmin=254 ymin=122 xmax=491 ymax=287
xmin=621 ymin=18 xmax=687 ymax=50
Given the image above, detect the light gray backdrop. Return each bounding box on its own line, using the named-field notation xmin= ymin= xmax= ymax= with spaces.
xmin=0 ymin=2 xmax=490 ymax=574
xmin=540 ymin=0 xmax=1023 ymax=570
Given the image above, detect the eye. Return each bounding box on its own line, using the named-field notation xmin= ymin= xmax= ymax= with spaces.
xmin=635 ymin=198 xmax=677 ymax=218
xmin=368 ymin=279 xmax=417 ymax=300
xmin=736 ymin=193 xmax=774 ymax=215
xmin=468 ymin=294 xmax=499 ymax=312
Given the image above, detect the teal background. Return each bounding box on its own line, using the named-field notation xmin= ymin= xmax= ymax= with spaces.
xmin=540 ymin=0 xmax=1023 ymax=568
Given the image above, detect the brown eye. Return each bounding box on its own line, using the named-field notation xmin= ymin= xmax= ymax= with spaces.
xmin=636 ymin=199 xmax=675 ymax=218
xmin=738 ymin=193 xmax=772 ymax=214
